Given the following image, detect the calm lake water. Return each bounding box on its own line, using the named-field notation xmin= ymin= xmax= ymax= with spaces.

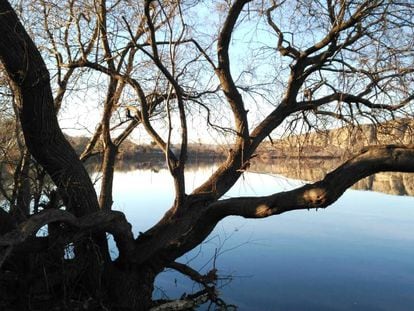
xmin=109 ymin=164 xmax=414 ymax=311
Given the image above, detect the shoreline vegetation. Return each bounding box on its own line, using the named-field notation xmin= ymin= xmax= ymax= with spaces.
xmin=64 ymin=119 xmax=414 ymax=197
xmin=68 ymin=118 xmax=414 ymax=163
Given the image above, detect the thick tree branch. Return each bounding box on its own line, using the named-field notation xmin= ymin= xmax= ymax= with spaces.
xmin=296 ymin=92 xmax=414 ymax=112
xmin=190 ymin=0 xmax=255 ymax=199
xmin=216 ymin=0 xmax=251 ymax=146
xmin=0 ymin=1 xmax=100 ymax=217
xmin=208 ymin=145 xmax=414 ymax=218
xmin=303 ymin=1 xmax=372 ymax=57
xmin=0 ymin=209 xmax=135 ymax=260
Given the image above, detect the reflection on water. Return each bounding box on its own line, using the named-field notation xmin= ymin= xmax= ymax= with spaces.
xmin=111 ymin=157 xmax=414 ymax=196
xmin=110 ymin=164 xmax=414 ymax=311
xmin=1 ymin=156 xmax=411 ymax=204
xmin=250 ymin=158 xmax=414 ymax=196
xmin=114 ymin=157 xmax=221 ymax=173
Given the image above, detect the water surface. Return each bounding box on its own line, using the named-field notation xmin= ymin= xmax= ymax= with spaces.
xmin=110 ymin=165 xmax=414 ymax=310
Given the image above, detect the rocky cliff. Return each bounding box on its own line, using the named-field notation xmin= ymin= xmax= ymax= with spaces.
xmin=259 ymin=118 xmax=414 ymax=159
xmin=253 ymin=119 xmax=414 ymax=196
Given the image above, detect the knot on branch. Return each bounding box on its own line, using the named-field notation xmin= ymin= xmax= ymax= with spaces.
xmin=303 ymin=187 xmax=327 ymax=207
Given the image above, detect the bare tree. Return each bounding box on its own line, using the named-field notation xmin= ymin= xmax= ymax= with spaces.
xmin=0 ymin=0 xmax=414 ymax=309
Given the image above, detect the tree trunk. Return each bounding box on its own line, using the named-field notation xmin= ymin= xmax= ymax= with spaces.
xmin=0 ymin=0 xmax=100 ymax=218
xmin=0 ymin=0 xmax=111 ymax=300
xmin=99 ymin=144 xmax=117 ymax=210
xmin=105 ymin=265 xmax=157 ymax=310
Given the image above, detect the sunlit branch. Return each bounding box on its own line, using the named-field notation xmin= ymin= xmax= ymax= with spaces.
xmin=80 ymin=123 xmax=103 ymax=161
xmin=312 ymin=109 xmax=353 ymax=125
xmin=215 ymin=0 xmax=250 ymax=146
xmin=208 ymin=145 xmax=414 ymax=219
xmin=113 ymin=119 xmax=140 ymax=147
xmin=296 ymin=92 xmax=414 ymax=112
